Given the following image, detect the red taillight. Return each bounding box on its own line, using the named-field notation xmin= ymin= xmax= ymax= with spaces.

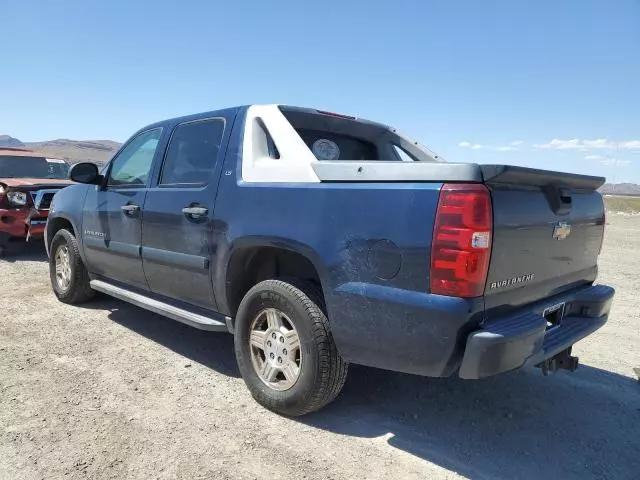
xmin=430 ymin=183 xmax=493 ymax=297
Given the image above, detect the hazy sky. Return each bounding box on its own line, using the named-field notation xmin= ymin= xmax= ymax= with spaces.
xmin=1 ymin=0 xmax=638 ymax=182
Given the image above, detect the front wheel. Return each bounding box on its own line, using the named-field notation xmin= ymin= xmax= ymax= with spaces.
xmin=234 ymin=280 xmax=348 ymax=416
xmin=49 ymin=229 xmax=95 ymax=304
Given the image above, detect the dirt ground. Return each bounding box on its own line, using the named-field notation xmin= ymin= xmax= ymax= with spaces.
xmin=1 ymin=215 xmax=639 ymax=480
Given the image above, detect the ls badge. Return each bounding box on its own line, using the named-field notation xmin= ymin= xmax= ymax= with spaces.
xmin=553 ymin=222 xmax=571 ymax=240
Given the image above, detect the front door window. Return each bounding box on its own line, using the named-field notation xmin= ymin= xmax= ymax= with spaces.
xmin=107 ymin=128 xmax=162 ymax=187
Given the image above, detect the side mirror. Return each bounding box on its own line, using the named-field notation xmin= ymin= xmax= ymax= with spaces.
xmin=69 ymin=162 xmax=101 ymax=184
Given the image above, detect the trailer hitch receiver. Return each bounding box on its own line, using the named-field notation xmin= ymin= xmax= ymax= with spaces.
xmin=537 ymin=347 xmax=579 ymax=376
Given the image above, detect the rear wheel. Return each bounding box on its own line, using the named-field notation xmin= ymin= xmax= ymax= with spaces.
xmin=234 ymin=279 xmax=348 ymax=416
xmin=49 ymin=229 xmax=95 ymax=304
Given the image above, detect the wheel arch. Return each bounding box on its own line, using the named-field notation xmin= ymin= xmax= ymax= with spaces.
xmin=46 ymin=216 xmax=77 ymax=257
xmin=219 ymin=236 xmax=332 ymax=318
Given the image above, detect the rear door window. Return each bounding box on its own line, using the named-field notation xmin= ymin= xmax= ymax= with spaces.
xmin=159 ymin=118 xmax=225 ymax=186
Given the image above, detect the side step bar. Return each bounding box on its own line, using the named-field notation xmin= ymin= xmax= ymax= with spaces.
xmin=90 ymin=280 xmax=229 ymax=332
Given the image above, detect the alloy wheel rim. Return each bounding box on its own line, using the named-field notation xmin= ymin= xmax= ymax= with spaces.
xmin=54 ymin=245 xmax=72 ymax=290
xmin=249 ymin=308 xmax=302 ymax=391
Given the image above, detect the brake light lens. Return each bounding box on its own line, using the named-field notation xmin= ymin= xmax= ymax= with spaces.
xmin=315 ymin=110 xmax=356 ymax=120
xmin=430 ymin=183 xmax=493 ymax=297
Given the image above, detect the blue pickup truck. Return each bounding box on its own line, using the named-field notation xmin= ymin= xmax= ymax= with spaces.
xmin=45 ymin=105 xmax=615 ymax=415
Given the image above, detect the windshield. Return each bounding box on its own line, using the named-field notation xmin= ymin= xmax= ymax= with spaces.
xmin=0 ymin=155 xmax=70 ymax=179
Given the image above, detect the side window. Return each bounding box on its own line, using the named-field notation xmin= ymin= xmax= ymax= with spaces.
xmin=160 ymin=118 xmax=225 ymax=186
xmin=108 ymin=128 xmax=162 ymax=187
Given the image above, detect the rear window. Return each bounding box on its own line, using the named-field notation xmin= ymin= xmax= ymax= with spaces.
xmin=295 ymin=129 xmax=376 ymax=161
xmin=279 ymin=106 xmax=438 ymax=162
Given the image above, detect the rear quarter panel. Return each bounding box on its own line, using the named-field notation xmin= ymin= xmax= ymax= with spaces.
xmin=213 ymin=175 xmax=472 ymax=370
xmin=214 ymin=180 xmax=441 ymax=301
xmin=210 ymin=114 xmax=490 ymax=375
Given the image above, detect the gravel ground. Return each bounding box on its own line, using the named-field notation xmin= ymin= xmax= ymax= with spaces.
xmin=1 ymin=214 xmax=639 ymax=480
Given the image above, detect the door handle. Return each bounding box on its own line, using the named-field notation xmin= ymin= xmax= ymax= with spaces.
xmin=121 ymin=204 xmax=140 ymax=215
xmin=182 ymin=205 xmax=208 ymax=219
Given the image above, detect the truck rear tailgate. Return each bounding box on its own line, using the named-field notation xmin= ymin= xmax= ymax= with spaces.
xmin=481 ymin=165 xmax=606 ymax=317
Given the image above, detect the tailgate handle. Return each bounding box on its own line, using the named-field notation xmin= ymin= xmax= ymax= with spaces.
xmin=558 ymin=190 xmax=572 ymax=215
xmin=544 ymin=185 xmax=572 ymax=215
xmin=559 ymin=189 xmax=572 ymax=204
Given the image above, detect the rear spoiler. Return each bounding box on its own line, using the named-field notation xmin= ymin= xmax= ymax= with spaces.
xmin=312 ymin=161 xmax=482 ymax=182
xmin=480 ymin=165 xmax=605 ymax=191
xmin=312 ymin=161 xmax=605 ymax=190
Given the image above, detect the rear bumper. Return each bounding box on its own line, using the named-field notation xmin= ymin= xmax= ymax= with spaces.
xmin=330 ymin=282 xmax=484 ymax=377
xmin=458 ymin=284 xmax=614 ymax=379
xmin=0 ymin=207 xmax=49 ymax=242
xmin=330 ymin=282 xmax=614 ymax=379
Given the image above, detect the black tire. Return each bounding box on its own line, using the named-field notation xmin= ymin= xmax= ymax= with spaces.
xmin=49 ymin=229 xmax=95 ymax=304
xmin=234 ymin=279 xmax=348 ymax=416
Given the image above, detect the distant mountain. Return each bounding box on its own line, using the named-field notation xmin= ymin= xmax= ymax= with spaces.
xmin=0 ymin=135 xmax=25 ymax=148
xmin=600 ymin=183 xmax=640 ymax=196
xmin=1 ymin=135 xmax=121 ymax=164
xmin=24 ymin=139 xmax=121 ymax=165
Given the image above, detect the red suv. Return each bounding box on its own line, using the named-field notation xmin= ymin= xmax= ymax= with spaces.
xmin=0 ymin=148 xmax=72 ymax=255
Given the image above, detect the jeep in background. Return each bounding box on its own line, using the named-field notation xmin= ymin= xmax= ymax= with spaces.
xmin=44 ymin=105 xmax=614 ymax=416
xmin=0 ymin=148 xmax=72 ymax=255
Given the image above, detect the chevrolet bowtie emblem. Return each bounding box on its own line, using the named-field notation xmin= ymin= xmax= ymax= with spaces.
xmin=553 ymin=222 xmax=571 ymax=240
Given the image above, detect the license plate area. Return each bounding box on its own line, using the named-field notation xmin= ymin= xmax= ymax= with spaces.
xmin=543 ymin=302 xmax=566 ymax=330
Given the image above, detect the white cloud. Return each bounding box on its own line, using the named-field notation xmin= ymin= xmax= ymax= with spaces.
xmin=459 ymin=142 xmax=519 ymax=151
xmin=584 ymin=153 xmax=632 ymax=166
xmin=599 ymin=158 xmax=631 ymax=167
xmin=620 ymin=140 xmax=640 ymax=150
xmin=534 ymin=138 xmax=640 ymax=152
xmin=510 ymin=140 xmax=524 ymax=146
xmin=583 ymin=139 xmax=612 ymax=149
xmin=534 ymin=138 xmax=583 ymax=150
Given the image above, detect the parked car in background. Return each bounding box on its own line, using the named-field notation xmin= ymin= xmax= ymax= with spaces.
xmin=0 ymin=148 xmax=72 ymax=255
xmin=44 ymin=105 xmax=614 ymax=416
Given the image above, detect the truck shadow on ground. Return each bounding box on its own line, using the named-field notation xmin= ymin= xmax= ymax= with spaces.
xmin=85 ymin=298 xmax=639 ymax=480
xmin=86 ymin=298 xmax=240 ymax=378
xmin=0 ymin=241 xmax=47 ymax=263
xmin=304 ymin=364 xmax=640 ymax=479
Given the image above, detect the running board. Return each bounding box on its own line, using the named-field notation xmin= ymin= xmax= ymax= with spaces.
xmin=90 ymin=280 xmax=229 ymax=332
